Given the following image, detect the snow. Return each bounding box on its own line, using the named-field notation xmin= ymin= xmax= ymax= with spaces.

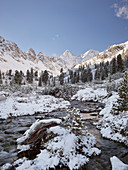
xmin=60 ymin=49 xmax=82 ymax=69
xmin=0 ymin=37 xmax=73 ymax=76
xmin=99 ymin=92 xmax=118 ymax=116
xmin=0 ymin=36 xmax=83 ymax=76
xmin=17 ymin=145 xmax=30 ymax=152
xmin=96 ymin=92 xmax=128 ymax=146
xmin=1 ymin=163 xmax=12 ymax=170
xmin=71 ymin=87 xmax=107 ymax=102
xmin=75 ymin=41 xmax=128 ymax=68
xmin=0 ymin=36 xmax=128 ymax=77
xmin=0 ymin=94 xmax=70 ymax=119
xmin=17 ymin=119 xmax=62 ymax=144
xmin=5 ymin=120 xmax=101 ymax=170
xmin=110 ymin=156 xmax=128 ymax=170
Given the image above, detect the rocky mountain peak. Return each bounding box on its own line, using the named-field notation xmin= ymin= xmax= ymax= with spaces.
xmin=27 ymin=48 xmax=36 ymax=56
xmin=37 ymin=52 xmax=50 ymax=62
xmin=0 ymin=35 xmax=128 ymax=76
xmin=82 ymin=49 xmax=99 ymax=61
xmin=51 ymin=53 xmax=59 ymax=62
xmin=0 ymin=36 xmax=5 ymax=43
xmin=62 ymin=49 xmax=74 ymax=56
xmin=26 ymin=48 xmax=36 ymax=60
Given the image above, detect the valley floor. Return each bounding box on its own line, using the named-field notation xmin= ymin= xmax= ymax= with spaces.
xmin=0 ymin=80 xmax=128 ymax=170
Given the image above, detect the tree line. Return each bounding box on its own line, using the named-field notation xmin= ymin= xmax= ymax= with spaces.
xmin=0 ymin=53 xmax=128 ymax=86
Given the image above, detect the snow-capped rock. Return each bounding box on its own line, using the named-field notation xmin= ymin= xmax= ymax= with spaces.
xmin=0 ymin=36 xmax=5 ymax=43
xmin=75 ymin=41 xmax=128 ymax=67
xmin=0 ymin=36 xmax=63 ymax=76
xmin=26 ymin=48 xmax=37 ymax=62
xmin=110 ymin=156 xmax=128 ymax=170
xmin=82 ymin=49 xmax=99 ymax=61
xmin=0 ymin=35 xmax=128 ymax=76
xmin=60 ymin=49 xmax=81 ymax=69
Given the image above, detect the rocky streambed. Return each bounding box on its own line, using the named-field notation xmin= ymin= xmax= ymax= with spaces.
xmin=0 ymin=100 xmax=128 ymax=169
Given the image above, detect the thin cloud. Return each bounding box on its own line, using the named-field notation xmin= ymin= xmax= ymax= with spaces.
xmin=52 ymin=34 xmax=60 ymax=41
xmin=56 ymin=34 xmax=59 ymax=38
xmin=112 ymin=1 xmax=128 ymax=19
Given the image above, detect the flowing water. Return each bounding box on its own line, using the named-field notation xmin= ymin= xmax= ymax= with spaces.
xmin=0 ymin=100 xmax=128 ymax=169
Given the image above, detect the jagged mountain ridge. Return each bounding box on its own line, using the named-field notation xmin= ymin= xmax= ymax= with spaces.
xmin=0 ymin=36 xmax=82 ymax=75
xmin=0 ymin=35 xmax=128 ymax=75
xmin=75 ymin=42 xmax=128 ymax=68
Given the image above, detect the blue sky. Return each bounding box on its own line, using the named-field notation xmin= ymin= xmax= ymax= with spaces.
xmin=0 ymin=0 xmax=128 ymax=56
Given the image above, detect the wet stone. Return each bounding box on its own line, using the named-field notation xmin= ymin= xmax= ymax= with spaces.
xmin=0 ymin=151 xmax=17 ymax=166
xmin=6 ymin=119 xmax=12 ymax=124
xmin=0 ymin=136 xmax=5 ymax=142
xmin=15 ymin=127 xmax=29 ymax=134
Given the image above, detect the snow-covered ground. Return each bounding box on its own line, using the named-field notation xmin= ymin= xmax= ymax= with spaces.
xmin=71 ymin=84 xmax=128 ymax=146
xmin=0 ymin=93 xmax=70 ymax=119
xmin=2 ymin=118 xmax=101 ymax=170
xmin=110 ymin=156 xmax=128 ymax=170
xmin=71 ymin=87 xmax=107 ymax=102
xmin=96 ymin=92 xmax=128 ymax=146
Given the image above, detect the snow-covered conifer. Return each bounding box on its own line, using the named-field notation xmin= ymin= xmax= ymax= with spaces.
xmin=64 ymin=108 xmax=86 ymax=135
xmin=111 ymin=72 xmax=128 ymax=115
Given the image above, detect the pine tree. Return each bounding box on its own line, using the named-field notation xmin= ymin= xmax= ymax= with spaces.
xmin=14 ymin=70 xmax=22 ymax=85
xmin=104 ymin=65 xmax=108 ymax=78
xmin=117 ymin=54 xmax=123 ymax=72
xmin=68 ymin=77 xmax=70 ymax=84
xmin=111 ymin=72 xmax=128 ymax=115
xmin=106 ymin=61 xmax=109 ymax=66
xmin=26 ymin=70 xmax=30 ymax=82
xmin=30 ymin=68 xmax=33 ymax=83
xmin=124 ymin=55 xmax=128 ymax=68
xmin=73 ymin=72 xmax=77 ymax=84
xmin=38 ymin=76 xmax=42 ymax=86
xmin=43 ymin=70 xmax=49 ymax=85
xmin=76 ymin=71 xmax=79 ymax=83
xmin=111 ymin=57 xmax=116 ymax=74
xmin=59 ymin=68 xmax=64 ymax=85
xmin=53 ymin=77 xmax=56 ymax=87
xmin=81 ymin=69 xmax=87 ymax=83
xmin=0 ymin=70 xmax=2 ymax=84
xmin=9 ymin=69 xmax=12 ymax=76
xmin=69 ymin=70 xmax=73 ymax=80
xmin=35 ymin=71 xmax=38 ymax=81
xmin=0 ymin=70 xmax=1 ymax=80
xmin=87 ymin=67 xmax=92 ymax=82
xmin=64 ymin=108 xmax=86 ymax=135
xmin=94 ymin=64 xmax=97 ymax=69
xmin=95 ymin=67 xmax=100 ymax=80
xmin=101 ymin=68 xmax=105 ymax=80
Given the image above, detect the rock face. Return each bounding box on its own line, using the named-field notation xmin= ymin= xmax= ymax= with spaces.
xmin=0 ymin=36 xmax=5 ymax=43
xmin=60 ymin=49 xmax=81 ymax=69
xmin=26 ymin=48 xmax=37 ymax=62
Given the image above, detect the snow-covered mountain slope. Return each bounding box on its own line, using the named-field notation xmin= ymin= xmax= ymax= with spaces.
xmin=0 ymin=35 xmax=128 ymax=75
xmin=0 ymin=36 xmax=53 ymax=75
xmin=60 ymin=50 xmax=82 ymax=68
xmin=0 ymin=36 xmax=78 ymax=76
xmin=82 ymin=49 xmax=99 ymax=61
xmin=75 ymin=42 xmax=128 ymax=68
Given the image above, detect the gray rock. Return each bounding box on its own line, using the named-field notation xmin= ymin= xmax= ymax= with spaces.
xmin=0 ymin=96 xmax=6 ymax=101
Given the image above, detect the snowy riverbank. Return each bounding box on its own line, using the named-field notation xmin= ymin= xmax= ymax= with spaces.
xmin=0 ymin=93 xmax=70 ymax=119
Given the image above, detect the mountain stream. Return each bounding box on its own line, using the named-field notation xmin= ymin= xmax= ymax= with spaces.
xmin=0 ymin=100 xmax=128 ymax=170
